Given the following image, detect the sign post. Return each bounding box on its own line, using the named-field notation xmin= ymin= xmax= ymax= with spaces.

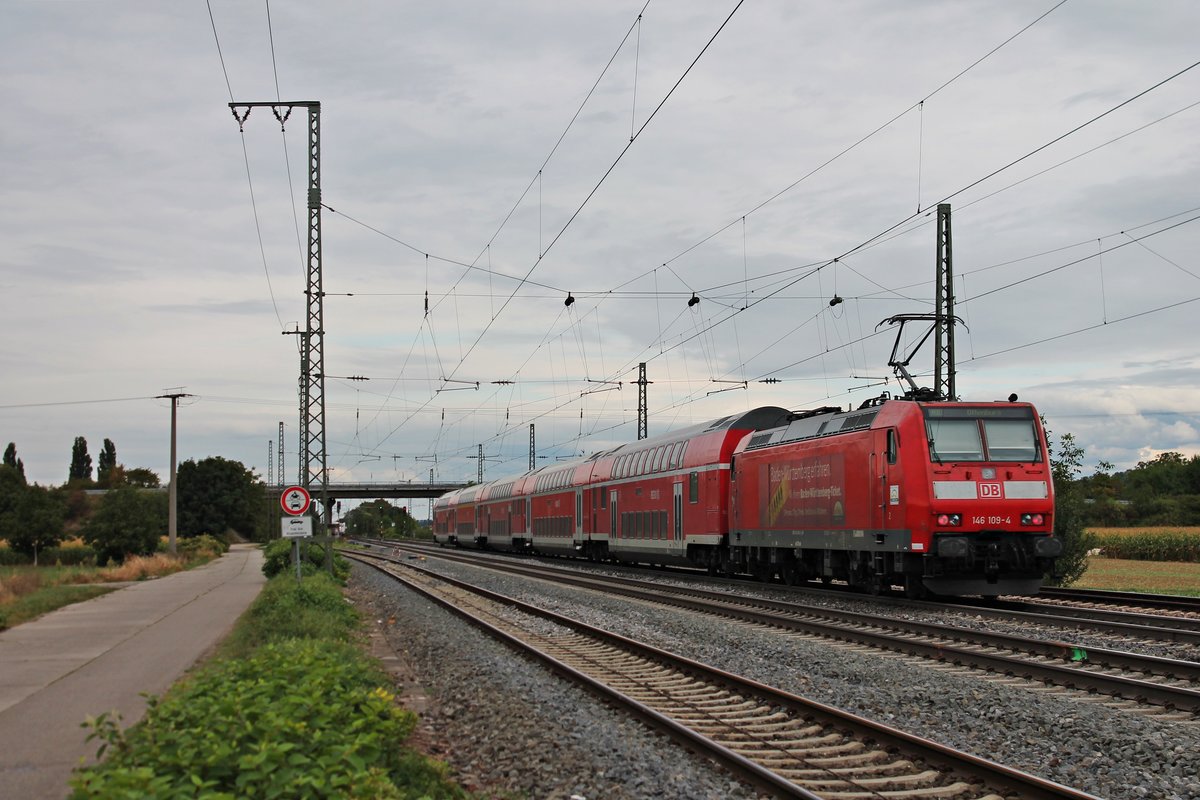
xmin=280 ymin=485 xmax=313 ymax=581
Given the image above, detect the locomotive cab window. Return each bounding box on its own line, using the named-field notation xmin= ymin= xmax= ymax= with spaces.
xmin=924 ymin=407 xmax=1040 ymax=463
xmin=928 ymin=419 xmax=984 ymax=461
xmin=982 ymin=419 xmax=1040 ymax=462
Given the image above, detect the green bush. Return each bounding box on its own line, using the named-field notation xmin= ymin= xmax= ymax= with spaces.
xmin=71 ymin=574 xmax=465 ymax=799
xmin=0 ymin=548 xmax=29 ymax=566
xmin=70 ymin=639 xmax=458 ymax=799
xmin=225 ymin=573 xmax=359 ymax=656
xmin=1095 ymin=532 xmax=1200 ymax=562
xmin=177 ymin=533 xmax=228 ymax=560
xmin=42 ymin=545 xmax=97 ymax=566
xmin=262 ymin=538 xmax=350 ymax=582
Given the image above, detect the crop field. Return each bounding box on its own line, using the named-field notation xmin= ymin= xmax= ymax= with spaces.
xmin=1073 ymin=556 xmax=1200 ymax=597
xmin=1088 ymin=527 xmax=1200 ymax=537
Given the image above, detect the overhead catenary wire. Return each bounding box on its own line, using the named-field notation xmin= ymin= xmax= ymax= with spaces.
xmin=207 ymin=0 xmax=286 ymax=333
xmin=219 ymin=5 xmax=1195 ymax=480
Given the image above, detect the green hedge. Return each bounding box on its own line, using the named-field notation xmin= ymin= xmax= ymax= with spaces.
xmin=0 ymin=545 xmax=96 ymax=566
xmin=262 ymin=538 xmax=350 ymax=582
xmin=71 ymin=573 xmax=465 ymax=799
xmin=1094 ymin=532 xmax=1200 ymax=562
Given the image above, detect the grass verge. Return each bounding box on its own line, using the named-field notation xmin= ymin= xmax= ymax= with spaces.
xmin=70 ymin=571 xmax=467 ymax=800
xmin=1072 ymin=556 xmax=1200 ymax=597
xmin=0 ymin=538 xmax=228 ymax=631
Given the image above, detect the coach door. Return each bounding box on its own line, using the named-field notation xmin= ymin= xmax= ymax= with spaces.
xmin=673 ymin=481 xmax=683 ymax=542
xmin=610 ymin=490 xmax=618 ymax=539
xmin=575 ymin=489 xmax=583 ymax=539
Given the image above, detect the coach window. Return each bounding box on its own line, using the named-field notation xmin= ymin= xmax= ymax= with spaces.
xmin=688 ymin=472 xmax=699 ymax=503
xmin=670 ymin=441 xmax=685 ymax=470
xmin=651 ymin=447 xmax=665 ymax=473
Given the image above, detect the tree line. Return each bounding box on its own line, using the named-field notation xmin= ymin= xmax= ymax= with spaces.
xmin=1 ymin=438 xmax=268 ymax=565
xmin=1073 ymin=451 xmax=1200 ymax=527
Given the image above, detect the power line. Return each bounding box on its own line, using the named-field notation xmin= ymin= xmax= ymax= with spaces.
xmin=440 ymin=0 xmax=748 ymax=386
xmin=0 ymin=396 xmax=159 ymax=410
xmin=207 ymin=0 xmax=288 ymax=331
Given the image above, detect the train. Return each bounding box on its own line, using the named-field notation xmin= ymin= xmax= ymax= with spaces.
xmin=432 ymin=393 xmax=1061 ymax=597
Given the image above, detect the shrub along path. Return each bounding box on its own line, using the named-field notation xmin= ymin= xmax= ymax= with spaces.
xmin=0 ymin=544 xmax=265 ymax=799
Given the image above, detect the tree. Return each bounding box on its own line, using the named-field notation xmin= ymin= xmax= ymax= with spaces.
xmin=1044 ymin=429 xmax=1095 ymax=586
xmin=81 ymin=486 xmax=167 ymax=564
xmin=96 ymin=439 xmax=118 ymax=488
xmin=3 ymin=443 xmax=25 ymax=483
xmin=178 ymin=457 xmax=265 ymax=541
xmin=343 ymin=499 xmax=415 ymax=538
xmin=0 ymin=464 xmax=26 ymax=533
xmin=69 ymin=436 xmax=93 ymax=483
xmin=123 ymin=467 xmax=161 ymax=488
xmin=1 ymin=485 xmax=66 ymax=564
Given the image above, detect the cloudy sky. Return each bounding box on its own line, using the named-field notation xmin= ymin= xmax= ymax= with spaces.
xmin=2 ymin=0 xmax=1198 ymax=494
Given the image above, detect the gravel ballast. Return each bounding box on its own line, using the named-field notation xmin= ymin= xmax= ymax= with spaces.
xmin=349 ymin=564 xmax=761 ymax=800
xmin=349 ymin=552 xmax=1200 ymax=800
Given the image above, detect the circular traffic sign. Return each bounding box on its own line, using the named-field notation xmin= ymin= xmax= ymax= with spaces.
xmin=280 ymin=485 xmax=312 ymax=516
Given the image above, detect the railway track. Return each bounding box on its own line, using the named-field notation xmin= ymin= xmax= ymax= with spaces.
xmin=381 ymin=539 xmax=1200 ymax=646
xmin=347 ymin=549 xmax=1097 ymax=800
xmin=364 ymin=542 xmax=1200 ymax=718
xmin=1003 ymin=586 xmax=1200 ymax=622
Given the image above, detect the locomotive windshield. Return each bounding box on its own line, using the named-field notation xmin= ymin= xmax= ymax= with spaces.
xmin=924 ymin=406 xmax=1041 ymax=463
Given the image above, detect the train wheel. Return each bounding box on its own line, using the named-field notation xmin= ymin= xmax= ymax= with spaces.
xmin=904 ymin=577 xmax=927 ymax=599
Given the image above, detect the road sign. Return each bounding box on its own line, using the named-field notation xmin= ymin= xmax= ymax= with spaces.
xmin=282 ymin=516 xmax=313 ymax=538
xmin=281 ymin=485 xmax=312 ymax=516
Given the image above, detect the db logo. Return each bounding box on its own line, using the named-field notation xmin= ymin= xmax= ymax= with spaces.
xmin=980 ymin=482 xmax=1003 ymax=499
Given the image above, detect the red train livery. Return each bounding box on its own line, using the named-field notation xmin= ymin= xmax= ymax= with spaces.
xmin=433 ymin=396 xmax=1060 ymax=597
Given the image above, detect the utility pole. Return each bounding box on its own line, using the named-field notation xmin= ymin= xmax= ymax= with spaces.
xmin=157 ymin=389 xmax=192 ymax=556
xmin=529 ymin=423 xmax=535 ymax=471
xmin=636 ymin=363 xmax=651 ymax=440
xmin=934 ymin=203 xmax=956 ymax=401
xmin=267 ymin=440 xmax=273 ymax=486
xmin=477 ymin=444 xmax=484 ymax=484
xmin=277 ymin=422 xmax=285 ymax=487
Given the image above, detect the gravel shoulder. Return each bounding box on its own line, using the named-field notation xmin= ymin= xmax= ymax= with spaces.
xmin=348 ymin=564 xmax=762 ymax=800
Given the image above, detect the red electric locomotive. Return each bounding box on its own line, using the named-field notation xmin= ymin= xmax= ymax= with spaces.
xmin=729 ymin=396 xmax=1059 ymax=597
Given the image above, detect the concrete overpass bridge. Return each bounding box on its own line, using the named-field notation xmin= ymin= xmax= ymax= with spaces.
xmin=265 ymin=481 xmax=469 ymax=502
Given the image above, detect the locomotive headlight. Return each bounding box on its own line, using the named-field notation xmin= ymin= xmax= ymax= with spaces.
xmin=1020 ymin=513 xmax=1046 ymax=526
xmin=936 ymin=513 xmax=962 ymax=527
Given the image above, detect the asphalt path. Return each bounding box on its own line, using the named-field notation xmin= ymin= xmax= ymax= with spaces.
xmin=0 ymin=544 xmax=265 ymax=799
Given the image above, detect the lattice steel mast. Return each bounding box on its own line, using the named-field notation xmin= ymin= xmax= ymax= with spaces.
xmin=230 ymin=101 xmax=329 ymax=527
xmin=934 ymin=203 xmax=956 ymax=401
xmin=637 ymin=363 xmax=650 ymax=440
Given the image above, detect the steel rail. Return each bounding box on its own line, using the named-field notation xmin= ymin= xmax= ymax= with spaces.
xmin=347 ymin=550 xmax=1098 ymax=800
xmin=1033 ymin=586 xmax=1200 ymax=615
